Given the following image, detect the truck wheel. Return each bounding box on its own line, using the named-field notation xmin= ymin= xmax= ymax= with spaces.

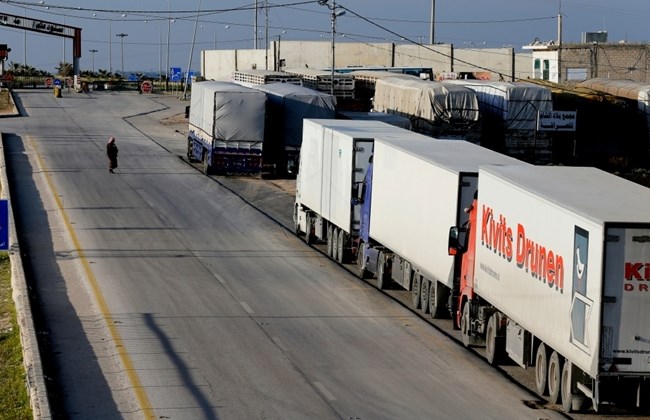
xmin=305 ymin=215 xmax=314 ymax=244
xmin=376 ymin=252 xmax=389 ymax=289
xmin=461 ymin=303 xmax=471 ymax=347
xmin=326 ymin=223 xmax=334 ymax=257
xmin=331 ymin=227 xmax=339 ymax=261
xmin=336 ymin=229 xmax=346 ymax=264
xmin=534 ymin=343 xmax=548 ymax=397
xmin=561 ymin=360 xmax=577 ymax=413
xmin=202 ymin=151 xmax=212 ymax=174
xmin=548 ymin=351 xmax=562 ymax=404
xmin=420 ymin=279 xmax=430 ymax=314
xmin=485 ymin=314 xmax=501 ymax=365
xmin=357 ymin=243 xmax=371 ymax=279
xmin=187 ymin=139 xmax=194 ymax=162
xmin=411 ymin=273 xmax=421 ymax=309
xmin=429 ymin=282 xmax=446 ymax=319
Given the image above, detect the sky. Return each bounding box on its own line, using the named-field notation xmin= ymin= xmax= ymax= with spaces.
xmin=0 ymin=0 xmax=649 ymax=75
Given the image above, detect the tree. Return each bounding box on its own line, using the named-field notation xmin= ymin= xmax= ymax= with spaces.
xmin=55 ymin=62 xmax=73 ymax=77
xmin=97 ymin=69 xmax=112 ymax=79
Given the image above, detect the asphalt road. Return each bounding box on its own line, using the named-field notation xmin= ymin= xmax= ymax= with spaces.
xmin=0 ymin=88 xmax=580 ymax=419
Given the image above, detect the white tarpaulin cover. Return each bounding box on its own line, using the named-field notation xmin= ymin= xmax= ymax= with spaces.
xmin=373 ymin=77 xmax=480 ymax=125
xmin=189 ymin=81 xmax=266 ymax=143
xmin=444 ymin=80 xmax=552 ymax=131
xmin=577 ymin=78 xmax=650 ymax=114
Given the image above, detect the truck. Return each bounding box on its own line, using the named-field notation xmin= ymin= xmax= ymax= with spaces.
xmin=443 ymin=80 xmax=553 ymax=162
xmin=251 ymin=83 xmax=336 ymax=176
xmin=294 ymin=119 xmax=418 ymax=254
xmin=187 ymin=81 xmax=266 ymax=175
xmin=448 ymin=165 xmax=650 ymax=412
xmin=371 ymin=77 xmax=481 ymax=142
xmin=356 ymin=136 xmax=525 ymax=319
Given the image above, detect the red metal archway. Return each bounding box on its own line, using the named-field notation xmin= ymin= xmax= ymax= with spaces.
xmin=0 ymin=12 xmax=82 ymax=75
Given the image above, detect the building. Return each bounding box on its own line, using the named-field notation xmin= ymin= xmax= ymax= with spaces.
xmin=524 ymin=38 xmax=650 ymax=84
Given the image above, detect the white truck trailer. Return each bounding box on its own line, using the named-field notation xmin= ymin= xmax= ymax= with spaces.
xmin=294 ymin=119 xmax=418 ymax=260
xmin=358 ymin=136 xmax=525 ymax=319
xmin=187 ymin=81 xmax=266 ymax=175
xmin=449 ymin=165 xmax=650 ymax=412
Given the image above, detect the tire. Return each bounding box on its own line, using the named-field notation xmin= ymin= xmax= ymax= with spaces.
xmin=561 ymin=360 xmax=578 ymax=413
xmin=548 ymin=351 xmax=562 ymax=404
xmin=376 ymin=253 xmax=389 ymax=290
xmin=429 ymin=281 xmax=446 ymax=319
xmin=461 ymin=302 xmax=471 ymax=347
xmin=485 ymin=314 xmax=500 ymax=366
xmin=305 ymin=215 xmax=314 ymax=245
xmin=326 ymin=223 xmax=334 ymax=257
xmin=187 ymin=139 xmax=194 ymax=162
xmin=336 ymin=229 xmax=346 ymax=264
xmin=202 ymin=150 xmax=211 ymax=174
xmin=331 ymin=227 xmax=339 ymax=262
xmin=420 ymin=279 xmax=430 ymax=314
xmin=534 ymin=343 xmax=549 ymax=397
xmin=411 ymin=273 xmax=421 ymax=309
xmin=357 ymin=242 xmax=371 ymax=279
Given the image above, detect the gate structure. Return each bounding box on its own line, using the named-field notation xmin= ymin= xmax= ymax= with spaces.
xmin=0 ymin=12 xmax=82 ymax=75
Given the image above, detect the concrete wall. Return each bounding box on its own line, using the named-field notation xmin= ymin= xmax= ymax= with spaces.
xmin=201 ymin=41 xmax=533 ymax=82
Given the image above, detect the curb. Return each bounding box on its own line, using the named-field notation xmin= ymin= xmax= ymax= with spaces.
xmin=0 ymin=133 xmax=52 ymax=419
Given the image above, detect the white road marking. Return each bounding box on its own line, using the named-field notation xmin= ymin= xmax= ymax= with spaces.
xmin=272 ymin=336 xmax=288 ymax=351
xmin=214 ymin=272 xmax=226 ymax=285
xmin=314 ymin=381 xmax=337 ymax=401
xmin=239 ymin=301 xmax=254 ymax=314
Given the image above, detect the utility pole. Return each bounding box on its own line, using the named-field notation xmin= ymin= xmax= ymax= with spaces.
xmin=557 ymin=1 xmax=563 ymax=83
xmin=430 ymin=0 xmax=435 ymax=45
xmin=265 ymin=0 xmax=269 ymax=69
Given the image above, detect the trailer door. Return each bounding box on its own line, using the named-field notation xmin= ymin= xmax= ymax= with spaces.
xmin=601 ymin=226 xmax=650 ymax=374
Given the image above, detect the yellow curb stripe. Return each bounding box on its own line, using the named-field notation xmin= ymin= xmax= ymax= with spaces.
xmin=31 ymin=138 xmax=155 ymax=419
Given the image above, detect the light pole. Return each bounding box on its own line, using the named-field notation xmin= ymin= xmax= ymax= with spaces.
xmin=116 ymin=33 xmax=128 ymax=76
xmin=166 ymin=0 xmax=175 ymax=89
xmin=183 ymin=0 xmax=202 ymax=100
xmin=89 ymin=49 xmax=98 ymax=72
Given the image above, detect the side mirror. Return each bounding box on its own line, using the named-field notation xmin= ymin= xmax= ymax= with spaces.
xmin=448 ymin=226 xmax=462 ymax=255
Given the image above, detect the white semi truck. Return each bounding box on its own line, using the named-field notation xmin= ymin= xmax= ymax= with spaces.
xmin=293 ymin=119 xmax=419 ymax=258
xmin=449 ymin=165 xmax=650 ymax=412
xmin=357 ymin=135 xmax=525 ymax=319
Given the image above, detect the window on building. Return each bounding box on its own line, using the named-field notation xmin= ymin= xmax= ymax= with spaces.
xmin=543 ymin=60 xmax=550 ymax=80
xmin=534 ymin=59 xmax=541 ymax=79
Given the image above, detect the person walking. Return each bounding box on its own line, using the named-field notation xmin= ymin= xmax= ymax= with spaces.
xmin=107 ymin=136 xmax=118 ymax=173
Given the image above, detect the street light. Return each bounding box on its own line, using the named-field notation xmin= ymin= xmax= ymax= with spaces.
xmin=89 ymin=49 xmax=98 ymax=72
xmin=116 ymin=33 xmax=128 ymax=76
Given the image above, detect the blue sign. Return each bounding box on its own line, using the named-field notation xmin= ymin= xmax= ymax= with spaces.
xmin=53 ymin=79 xmax=62 ymax=86
xmin=187 ymin=71 xmax=196 ymax=84
xmin=170 ymin=67 xmax=182 ymax=82
xmin=0 ymin=200 xmax=8 ymax=250
xmin=127 ymin=74 xmax=139 ymax=82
